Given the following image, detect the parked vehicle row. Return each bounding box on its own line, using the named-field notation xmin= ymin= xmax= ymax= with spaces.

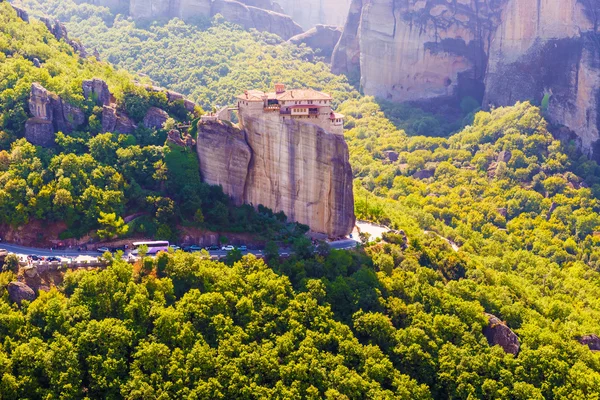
xmin=182 ymin=244 xmax=249 ymax=253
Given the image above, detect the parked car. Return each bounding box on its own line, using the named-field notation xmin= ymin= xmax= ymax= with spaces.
xmin=238 ymin=245 xmax=248 ymax=251
xmin=28 ymin=255 xmax=43 ymax=261
xmin=0 ymin=249 xmax=8 ymax=257
xmin=46 ymin=256 xmax=62 ymax=262
xmin=205 ymin=245 xmax=220 ymax=251
xmin=169 ymin=244 xmax=181 ymax=251
xmin=184 ymin=245 xmax=202 ymax=252
xmin=221 ymin=245 xmax=235 ymax=251
xmin=97 ymin=247 xmax=111 ymax=253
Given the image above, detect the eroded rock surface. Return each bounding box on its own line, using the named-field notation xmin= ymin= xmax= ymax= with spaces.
xmin=483 ymin=313 xmax=520 ymax=355
xmin=579 ymin=334 xmax=600 ymax=351
xmin=212 ymin=0 xmax=303 ymax=40
xmin=83 ymin=78 xmax=112 ymax=106
xmin=289 ymin=25 xmax=342 ymax=60
xmin=333 ymin=0 xmax=600 ymax=158
xmin=7 ymin=282 xmax=36 ymax=305
xmin=197 ymin=121 xmax=252 ymax=205
xmin=25 ymin=83 xmax=85 ymax=146
xmin=143 ymin=107 xmax=170 ymax=129
xmin=197 ymin=116 xmax=355 ymax=237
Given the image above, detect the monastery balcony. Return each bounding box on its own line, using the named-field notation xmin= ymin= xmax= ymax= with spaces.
xmin=264 ymin=105 xmax=281 ymax=112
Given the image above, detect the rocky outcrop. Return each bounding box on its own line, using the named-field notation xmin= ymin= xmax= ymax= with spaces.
xmin=25 ymin=83 xmax=85 ymax=146
xmin=83 ymin=78 xmax=112 ymax=106
xmin=102 ymin=106 xmax=137 ymax=134
xmin=579 ymin=334 xmax=600 ymax=351
xmin=197 ymin=121 xmax=252 ymax=205
xmin=484 ymin=0 xmax=600 ymax=159
xmin=212 ymin=0 xmax=303 ymax=40
xmin=334 ymin=0 xmax=600 ymax=158
xmin=88 ymin=0 xmax=301 ymax=38
xmin=7 ymin=282 xmax=36 ymax=305
xmin=197 ymin=115 xmax=355 ymax=237
xmin=167 ymin=129 xmax=195 ymax=147
xmin=276 ymin=0 xmax=351 ymax=30
xmin=483 ymin=313 xmax=520 ymax=355
xmin=289 ymin=25 xmax=342 ymax=60
xmin=330 ymin=0 xmax=363 ymax=81
xmin=143 ymin=107 xmax=170 ymax=129
xmin=40 ymin=16 xmax=88 ymax=58
xmin=12 ymin=5 xmax=29 ymax=22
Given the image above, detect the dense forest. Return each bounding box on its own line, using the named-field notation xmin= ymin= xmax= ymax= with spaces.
xmin=3 ymin=1 xmax=600 ymax=399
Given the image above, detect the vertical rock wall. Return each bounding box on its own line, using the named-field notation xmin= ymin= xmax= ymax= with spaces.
xmin=333 ymin=0 xmax=600 ymax=158
xmin=196 ymin=116 xmax=355 ymax=237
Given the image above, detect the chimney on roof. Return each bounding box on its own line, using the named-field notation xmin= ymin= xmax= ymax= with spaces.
xmin=275 ymin=83 xmax=285 ymax=94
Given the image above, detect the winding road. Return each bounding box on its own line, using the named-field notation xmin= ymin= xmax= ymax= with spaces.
xmin=0 ymin=237 xmax=360 ymax=261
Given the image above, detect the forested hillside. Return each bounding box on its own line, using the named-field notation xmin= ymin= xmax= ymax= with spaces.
xmin=3 ymin=1 xmax=600 ymax=399
xmin=0 ymin=2 xmax=304 ymax=242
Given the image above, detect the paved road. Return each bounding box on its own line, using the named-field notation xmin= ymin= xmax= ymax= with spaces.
xmin=0 ymin=237 xmax=361 ymax=260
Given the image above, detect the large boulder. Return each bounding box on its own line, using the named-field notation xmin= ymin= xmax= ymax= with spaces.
xmin=289 ymin=25 xmax=343 ymax=60
xmin=483 ymin=313 xmax=520 ymax=355
xmin=7 ymin=282 xmax=36 ymax=305
xmin=143 ymin=107 xmax=170 ymax=129
xmin=579 ymin=334 xmax=600 ymax=351
xmin=83 ymin=78 xmax=112 ymax=106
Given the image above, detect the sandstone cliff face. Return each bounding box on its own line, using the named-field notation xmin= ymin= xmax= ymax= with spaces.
xmin=276 ymin=0 xmax=351 ymax=30
xmin=333 ymin=0 xmax=600 ymax=158
xmin=196 ymin=117 xmax=355 ymax=237
xmin=196 ymin=121 xmax=252 ymax=205
xmin=334 ymin=0 xmax=505 ymax=103
xmin=484 ymin=0 xmax=600 ymax=157
xmin=212 ymin=0 xmax=303 ymax=40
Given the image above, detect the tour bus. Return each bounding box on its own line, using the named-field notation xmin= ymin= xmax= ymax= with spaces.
xmin=132 ymin=241 xmax=170 ymax=255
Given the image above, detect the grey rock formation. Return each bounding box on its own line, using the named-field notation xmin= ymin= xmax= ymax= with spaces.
xmin=143 ymin=107 xmax=170 ymax=129
xmin=333 ymin=0 xmax=600 ymax=159
xmin=483 ymin=313 xmax=520 ymax=355
xmin=412 ymin=168 xmax=436 ymax=180
xmin=579 ymin=334 xmax=600 ymax=351
xmin=40 ymin=17 xmax=88 ymax=58
xmin=7 ymin=282 xmax=36 ymax=305
xmin=12 ymin=5 xmax=29 ymax=22
xmin=25 ymin=83 xmax=84 ymax=146
xmin=32 ymin=58 xmax=41 ymax=68
xmin=330 ymin=0 xmax=362 ymax=81
xmin=102 ymin=106 xmax=137 ymax=134
xmin=25 ymin=119 xmax=54 ymax=147
xmin=197 ymin=116 xmax=355 ymax=237
xmin=167 ymin=129 xmax=195 ymax=147
xmin=83 ymin=78 xmax=112 ymax=106
xmin=484 ymin=0 xmax=600 ymax=159
xmin=197 ymin=120 xmax=252 ymax=205
xmin=289 ymin=25 xmax=342 ymax=60
xmin=212 ymin=0 xmax=303 ymax=40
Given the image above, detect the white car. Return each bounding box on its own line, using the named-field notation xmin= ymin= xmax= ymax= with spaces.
xmin=221 ymin=245 xmax=235 ymax=251
xmin=169 ymin=245 xmax=181 ymax=251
